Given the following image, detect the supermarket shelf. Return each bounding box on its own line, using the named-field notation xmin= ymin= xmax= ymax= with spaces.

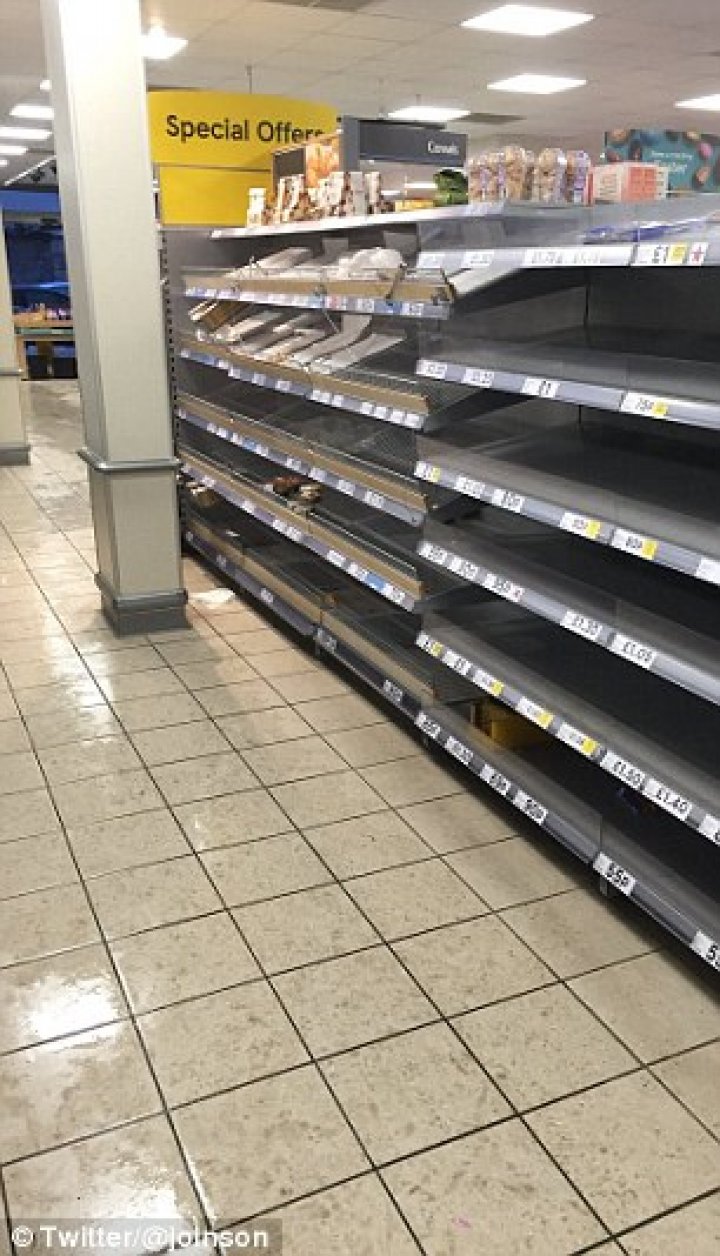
xmin=418 ymin=517 xmax=720 ymax=707
xmin=315 ymin=623 xmax=423 ymax=720
xmin=415 ymin=431 xmax=720 ymax=586
xmin=418 ymin=237 xmax=719 ymax=280
xmin=180 ymin=447 xmax=422 ymax=610
xmin=417 ymin=610 xmax=720 ymax=841
xmin=415 ymin=702 xmax=720 ymax=967
xmin=177 ymin=394 xmax=426 ymax=526
xmin=208 ymin=203 xmax=507 ymax=239
xmin=184 ymin=279 xmax=451 ymax=321
xmin=417 ymin=344 xmax=720 ymax=433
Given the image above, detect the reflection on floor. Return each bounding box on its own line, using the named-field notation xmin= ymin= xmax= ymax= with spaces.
xmin=0 ymin=382 xmax=718 ymax=1255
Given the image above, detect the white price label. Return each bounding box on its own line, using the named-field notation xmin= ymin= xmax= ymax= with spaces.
xmin=356 ymin=297 xmax=375 ymax=313
xmin=360 ymin=401 xmax=374 ymax=416
xmin=696 ymin=556 xmax=720 ymax=585
xmin=594 ymin=853 xmax=636 ymax=896
xmin=612 ymin=528 xmax=658 ymax=561
xmin=700 ymin=814 xmax=720 ymax=844
xmin=480 ymin=764 xmax=512 ymax=795
xmin=337 ymin=479 xmax=355 ymax=496
xmin=524 ymin=248 xmax=563 ymax=267
xmin=522 ymin=377 xmax=559 ymax=399
xmin=459 ymin=560 xmax=480 ymax=581
xmin=389 ymin=409 xmax=406 ymax=424
xmin=420 ymin=543 xmax=447 ymax=564
xmin=419 ymin=360 xmax=447 ymax=380
xmin=444 ymin=650 xmax=461 ymax=669
xmin=348 ymin=561 xmax=369 ymax=581
xmin=259 ymin=588 xmax=274 ymax=606
xmin=382 ymin=583 xmax=407 ymax=605
xmin=643 ymin=779 xmax=693 ymax=822
xmin=483 ymin=573 xmax=525 ymax=603
xmin=491 ymin=488 xmax=525 ymax=513
xmin=276 ymin=379 xmax=292 ymax=393
xmin=286 ymin=526 xmax=303 ymax=543
xmin=557 ymin=723 xmax=598 ymax=757
xmin=286 ymin=457 xmax=304 ymax=473
xmin=419 ymin=252 xmax=443 ymax=270
xmin=621 ymin=392 xmax=670 ymax=419
xmin=216 ymin=554 xmax=228 ymax=570
xmin=514 ymin=791 xmax=548 ymax=825
xmin=382 ymin=679 xmax=404 ymax=705
xmin=517 ymin=697 xmax=554 ymax=729
xmin=251 ymin=372 xmax=266 ymax=386
xmin=463 ymin=367 xmax=495 ymax=388
xmin=474 ymin=670 xmax=504 ymax=698
xmin=416 ymin=712 xmax=441 ymax=740
xmin=601 ymin=751 xmax=646 ymax=791
xmin=446 ymin=736 xmax=473 ymax=766
xmin=401 ymin=301 xmax=425 ymax=317
xmin=692 ymin=931 xmax=720 ymax=970
xmin=562 ymin=610 xmax=604 ymax=642
xmin=318 ymin=630 xmax=337 ymax=653
xmin=364 ymin=490 xmax=385 ymax=509
xmin=463 ymin=250 xmax=495 ymax=268
xmin=326 ymin=550 xmax=346 ymax=568
xmin=454 ymin=475 xmax=485 ymax=498
xmin=610 ymin=634 xmax=657 ymax=671
xmin=375 ymin=406 xmax=389 ymax=420
xmin=560 ymin=511 xmax=603 ymax=540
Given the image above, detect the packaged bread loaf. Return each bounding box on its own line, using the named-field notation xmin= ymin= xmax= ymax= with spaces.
xmin=566 ymin=150 xmax=591 ymax=204
xmin=532 ymin=148 xmax=568 ymax=203
xmin=502 ymin=146 xmax=535 ymax=200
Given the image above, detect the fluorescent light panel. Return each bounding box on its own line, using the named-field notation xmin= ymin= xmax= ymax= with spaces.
xmin=463 ymin=5 xmax=593 ymax=37
xmin=0 ymin=145 xmax=27 ymax=156
xmin=0 ymin=126 xmax=51 ymax=141
xmin=676 ymin=93 xmax=720 ymax=111
xmin=142 ymin=27 xmax=188 ymax=60
xmin=388 ymin=105 xmax=470 ymax=123
xmin=488 ymin=73 xmax=586 ymax=93
xmin=11 ymin=104 xmax=54 ymax=121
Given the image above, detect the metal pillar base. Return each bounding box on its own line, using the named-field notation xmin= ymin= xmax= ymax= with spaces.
xmin=0 ymin=443 xmax=30 ymax=465
xmin=96 ymin=573 xmax=188 ymax=635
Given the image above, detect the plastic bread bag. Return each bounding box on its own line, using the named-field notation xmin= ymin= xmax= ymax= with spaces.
xmin=532 ymin=148 xmax=568 ymax=203
xmin=566 ymin=151 xmax=591 ymax=204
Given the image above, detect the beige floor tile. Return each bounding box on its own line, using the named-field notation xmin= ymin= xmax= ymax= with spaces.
xmin=152 ymin=753 xmax=257 ymax=805
xmin=257 ymin=1176 xmax=418 ymax=1256
xmin=38 ymin=734 xmax=141 ymax=785
xmin=0 ymin=750 xmax=43 ymax=796
xmin=4 ymin=655 xmax=89 ymax=691
xmin=73 ymin=629 xmax=151 ymax=656
xmin=502 ymin=889 xmax=657 ymax=978
xmin=527 ymin=1072 xmax=720 ymax=1232
xmin=51 ymin=768 xmax=164 ymax=828
xmin=25 ymin=703 xmax=122 ymax=749
xmin=270 ymin=671 xmax=350 ymax=704
xmin=111 ymin=913 xmax=259 ymax=1013
xmin=204 ymin=608 xmax=266 ymax=635
xmin=0 ymin=788 xmax=60 ymax=844
xmin=173 ymin=658 xmax=256 ymax=691
xmin=242 ymin=736 xmax=346 ymax=786
xmin=235 ymin=885 xmax=378 ymax=974
xmin=0 ymin=944 xmax=127 ymax=1055
xmin=156 ymin=637 xmax=235 ymax=666
xmin=0 ymin=831 xmax=77 ymax=899
xmin=0 ymin=718 xmax=31 ymax=755
xmin=224 ymin=628 xmax=289 ymax=657
xmin=360 ymin=756 xmax=461 ymax=807
xmin=175 ymin=790 xmax=293 ymax=852
xmin=0 ymin=883 xmax=98 ymax=968
xmin=14 ymin=676 xmax=104 ymax=716
xmin=0 ymin=1022 xmax=160 ymax=1162
xmin=570 ymin=951 xmax=720 ymax=1062
xmin=97 ymin=667 xmax=186 ymax=701
xmin=202 ymin=832 xmax=331 ymax=906
xmin=0 ymin=693 xmax=17 ymax=721
xmin=248 ymin=647 xmax=320 ymax=679
xmin=85 ymin=646 xmax=165 ymax=677
xmin=447 ymin=834 xmax=579 ymax=910
xmin=197 ymin=679 xmax=283 ymax=717
xmin=345 ymin=859 xmax=485 ymax=941
xmin=325 ymin=722 xmax=418 ymax=768
xmin=112 ymin=693 xmax=206 ymax=733
xmin=67 ymin=809 xmax=189 ymax=878
xmin=274 ymin=947 xmax=436 ymax=1057
xmin=454 ymin=984 xmax=636 ymax=1110
xmin=399 ymin=792 xmax=517 ymax=854
xmin=217 ymin=706 xmax=312 ymax=750
xmin=88 ymin=855 xmax=221 ymax=939
xmin=139 ymin=981 xmax=308 ymax=1106
xmin=622 ymin=1193 xmax=720 ymax=1255
xmin=304 ymin=812 xmax=430 ymax=879
xmin=653 ymin=1042 xmax=720 ymax=1137
xmin=271 ymin=771 xmax=386 ymax=829
xmin=322 ymin=1022 xmax=510 ymax=1165
xmin=131 ymin=719 xmax=231 ymax=767
xmin=384 ymin=1119 xmax=604 ymax=1255
xmin=4 ymin=1115 xmax=200 ymax=1234
xmin=294 ymin=694 xmax=384 ymax=734
xmin=395 ymin=916 xmax=554 ymax=1016
xmin=173 ymin=1065 xmax=367 ymax=1226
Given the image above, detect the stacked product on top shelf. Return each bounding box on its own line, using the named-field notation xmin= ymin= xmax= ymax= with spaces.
xmin=164 ymin=195 xmax=720 ymax=975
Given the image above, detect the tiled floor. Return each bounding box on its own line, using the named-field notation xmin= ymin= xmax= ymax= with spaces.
xmin=0 ymin=382 xmax=719 ymax=1255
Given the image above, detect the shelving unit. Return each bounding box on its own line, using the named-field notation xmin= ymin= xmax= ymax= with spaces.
xmin=164 ymin=196 xmax=720 ymax=976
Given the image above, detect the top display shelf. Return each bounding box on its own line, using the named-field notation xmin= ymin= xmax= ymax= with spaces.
xmin=209 ymin=204 xmax=509 ymax=239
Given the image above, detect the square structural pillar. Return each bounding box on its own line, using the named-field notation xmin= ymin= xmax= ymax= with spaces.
xmin=42 ymin=0 xmax=186 ymax=633
xmin=0 ymin=213 xmax=29 ymax=465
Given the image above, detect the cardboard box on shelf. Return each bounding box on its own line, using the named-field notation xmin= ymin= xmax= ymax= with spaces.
xmin=591 ymin=162 xmax=668 ymax=203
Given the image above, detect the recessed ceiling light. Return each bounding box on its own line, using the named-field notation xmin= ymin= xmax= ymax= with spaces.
xmin=676 ymin=93 xmax=720 ymax=110
xmin=463 ymin=5 xmax=594 ymax=37
xmin=0 ymin=160 xmax=8 ymax=168
xmin=388 ymin=105 xmax=470 ymax=123
xmin=0 ymin=145 xmax=28 ymax=156
xmin=11 ymin=104 xmax=54 ymax=121
xmin=0 ymin=126 xmax=51 ymax=141
xmin=40 ymin=79 xmax=51 ymax=92
xmin=141 ymin=26 xmax=188 ymax=60
xmin=488 ymin=73 xmax=586 ymax=93
xmin=406 ymin=181 xmax=437 ymax=190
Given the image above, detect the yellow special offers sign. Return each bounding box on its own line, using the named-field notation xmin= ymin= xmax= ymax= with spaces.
xmin=148 ymin=91 xmax=337 ymax=226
